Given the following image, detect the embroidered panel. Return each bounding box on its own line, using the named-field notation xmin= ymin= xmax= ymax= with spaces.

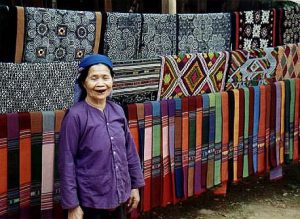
xmin=282 ymin=6 xmax=300 ymax=44
xmin=103 ymin=12 xmax=142 ymax=61
xmin=0 ymin=62 xmax=78 ymax=113
xmin=139 ymin=14 xmax=176 ymax=59
xmin=234 ymin=9 xmax=276 ymax=50
xmin=23 ymin=7 xmax=100 ymax=62
xmin=178 ymin=13 xmax=231 ymax=54
xmin=158 ymin=52 xmax=229 ymax=99
xmin=226 ymin=47 xmax=278 ymax=90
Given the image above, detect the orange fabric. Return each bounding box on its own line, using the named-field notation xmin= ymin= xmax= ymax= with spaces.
xmin=233 ymin=89 xmax=239 ymax=182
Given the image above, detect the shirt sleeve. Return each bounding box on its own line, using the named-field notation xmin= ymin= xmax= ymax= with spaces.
xmin=58 ymin=111 xmax=80 ymax=209
xmin=124 ymin=117 xmax=145 ymax=189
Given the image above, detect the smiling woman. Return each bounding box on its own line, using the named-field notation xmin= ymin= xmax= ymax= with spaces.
xmin=58 ymin=54 xmax=145 ymax=219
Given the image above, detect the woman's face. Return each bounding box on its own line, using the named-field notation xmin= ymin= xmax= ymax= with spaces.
xmin=83 ymin=64 xmax=113 ymax=103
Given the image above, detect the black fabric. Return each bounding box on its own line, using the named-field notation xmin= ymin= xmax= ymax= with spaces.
xmin=82 ymin=205 xmax=127 ymax=219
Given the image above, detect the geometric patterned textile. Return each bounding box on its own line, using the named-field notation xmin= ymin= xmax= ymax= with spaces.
xmin=111 ymin=58 xmax=161 ymax=107
xmin=234 ymin=9 xmax=276 ymax=50
xmin=0 ymin=62 xmax=78 ymax=113
xmin=225 ymin=47 xmax=278 ymax=90
xmin=140 ymin=14 xmax=176 ymax=59
xmin=178 ymin=13 xmax=231 ymax=54
xmin=18 ymin=7 xmax=101 ymax=63
xmin=103 ymin=12 xmax=142 ymax=62
xmin=281 ymin=6 xmax=300 ymax=45
xmin=275 ymin=43 xmax=300 ymax=80
xmin=158 ymin=52 xmax=229 ymax=99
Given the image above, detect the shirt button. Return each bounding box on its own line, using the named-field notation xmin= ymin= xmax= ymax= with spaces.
xmin=113 ymin=151 xmax=116 ymax=155
xmin=111 ymin=136 xmax=114 ymax=140
xmin=107 ymin=122 xmax=109 ymax=125
xmin=116 ymin=166 xmax=118 ymax=170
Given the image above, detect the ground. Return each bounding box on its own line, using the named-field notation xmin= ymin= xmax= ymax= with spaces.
xmin=140 ymin=163 xmax=300 ymax=219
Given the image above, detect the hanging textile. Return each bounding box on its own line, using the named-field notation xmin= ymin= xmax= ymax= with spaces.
xmin=221 ymin=92 xmax=229 ymax=184
xmin=7 ymin=113 xmax=19 ymax=217
xmin=243 ymin=87 xmax=249 ymax=178
xmin=177 ymin=13 xmax=231 ymax=54
xmin=280 ymin=81 xmax=286 ymax=164
xmin=265 ymin=85 xmax=271 ymax=172
xmin=214 ymin=93 xmax=222 ymax=186
xmin=41 ymin=111 xmax=55 ymax=219
xmin=284 ymin=79 xmax=291 ymax=163
xmin=194 ymin=96 xmax=203 ymax=195
xmin=151 ymin=102 xmax=161 ymax=209
xmin=289 ymin=79 xmax=295 ymax=161
xmin=275 ymin=82 xmax=282 ymax=166
xmin=232 ymin=89 xmax=239 ymax=182
xmin=136 ymin=104 xmax=145 ymax=164
xmin=0 ymin=114 xmax=7 ymax=216
xmin=167 ymin=99 xmax=177 ymax=203
xmin=258 ymin=86 xmax=266 ymax=175
xmin=280 ymin=6 xmax=300 ymax=45
xmin=207 ymin=93 xmax=215 ymax=188
xmin=19 ymin=112 xmax=31 ymax=219
xmin=275 ymin=43 xmax=300 ymax=80
xmin=270 ymin=84 xmax=277 ymax=168
xmin=0 ymin=6 xmax=17 ymax=62
xmin=158 ymin=52 xmax=229 ymax=99
xmin=161 ymin=100 xmax=172 ymax=206
xmin=140 ymin=14 xmax=176 ymax=59
xmin=233 ymin=9 xmax=276 ymax=50
xmin=201 ymin=94 xmax=209 ymax=190
xmin=16 ymin=7 xmax=101 ymax=63
xmin=226 ymin=47 xmax=278 ymax=90
xmin=54 ymin=110 xmax=65 ymax=219
xmin=248 ymin=87 xmax=254 ymax=176
xmin=143 ymin=102 xmax=152 ymax=212
xmin=293 ymin=79 xmax=300 ymax=161
xmin=0 ymin=62 xmax=78 ymax=114
xmin=237 ymin=89 xmax=245 ymax=180
xmin=181 ymin=97 xmax=189 ymax=198
xmin=188 ymin=96 xmax=196 ymax=197
xmin=102 ymin=12 xmax=142 ymax=61
xmin=111 ymin=59 xmax=160 ymax=107
xmin=174 ymin=98 xmax=184 ymax=199
xmin=227 ymin=90 xmax=235 ymax=183
xmin=253 ymin=86 xmax=260 ymax=174
xmin=128 ymin=104 xmax=140 ymax=153
xmin=30 ymin=112 xmax=43 ymax=218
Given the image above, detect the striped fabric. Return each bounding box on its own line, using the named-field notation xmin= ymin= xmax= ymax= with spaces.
xmin=143 ymin=102 xmax=152 ymax=212
xmin=201 ymin=94 xmax=209 ymax=190
xmin=194 ymin=96 xmax=203 ymax=195
xmin=19 ymin=112 xmax=31 ymax=219
xmin=151 ymin=102 xmax=161 ymax=209
xmin=284 ymin=80 xmax=291 ymax=163
xmin=265 ymin=85 xmax=271 ymax=172
xmin=289 ymin=79 xmax=295 ymax=161
xmin=0 ymin=114 xmax=8 ymax=216
xmin=160 ymin=100 xmax=172 ymax=206
xmin=253 ymin=86 xmax=260 ymax=174
xmin=181 ymin=97 xmax=189 ymax=198
xmin=41 ymin=111 xmax=55 ymax=219
xmin=227 ymin=90 xmax=235 ymax=184
xmin=214 ymin=93 xmax=222 ymax=186
xmin=136 ymin=104 xmax=145 ymax=166
xmin=275 ymin=82 xmax=282 ymax=166
xmin=258 ymin=86 xmax=266 ymax=175
xmin=237 ymin=89 xmax=244 ymax=180
xmin=7 ymin=113 xmax=20 ymax=217
xmin=207 ymin=94 xmax=215 ymax=188
xmin=174 ymin=98 xmax=183 ymax=199
xmin=221 ymin=92 xmax=229 ymax=184
xmin=248 ymin=87 xmax=254 ymax=176
xmin=128 ymin=104 xmax=140 ymax=155
xmin=243 ymin=87 xmax=250 ymax=178
xmin=280 ymin=81 xmax=286 ymax=164
xmin=233 ymin=89 xmax=239 ymax=182
xmin=270 ymin=84 xmax=277 ymax=168
xmin=293 ymin=79 xmax=300 ymax=161
xmin=188 ymin=96 xmax=196 ymax=197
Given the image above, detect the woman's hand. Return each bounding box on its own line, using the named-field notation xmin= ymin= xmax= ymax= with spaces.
xmin=127 ymin=188 xmax=140 ymax=212
xmin=68 ymin=206 xmax=84 ymax=219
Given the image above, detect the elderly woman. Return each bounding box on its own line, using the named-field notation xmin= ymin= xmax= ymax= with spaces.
xmin=59 ymin=54 xmax=144 ymax=219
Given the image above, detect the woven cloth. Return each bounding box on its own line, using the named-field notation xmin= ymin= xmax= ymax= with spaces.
xmin=140 ymin=14 xmax=176 ymax=59
xmin=265 ymin=85 xmax=271 ymax=172
xmin=181 ymin=97 xmax=189 ymax=198
xmin=275 ymin=43 xmax=300 ymax=80
xmin=232 ymin=89 xmax=239 ymax=182
xmin=19 ymin=112 xmax=31 ymax=219
xmin=221 ymin=92 xmax=229 ymax=183
xmin=177 ymin=13 xmax=231 ymax=54
xmin=253 ymin=86 xmax=260 ymax=174
xmin=234 ymin=9 xmax=276 ymax=50
xmin=281 ymin=6 xmax=300 ymax=45
xmin=0 ymin=114 xmax=7 ymax=216
xmin=284 ymin=80 xmax=291 ymax=163
xmin=228 ymin=90 xmax=235 ymax=183
xmin=0 ymin=62 xmax=78 ymax=113
xmin=248 ymin=87 xmax=254 ymax=175
xmin=243 ymin=87 xmax=249 ymax=178
xmin=293 ymin=79 xmax=300 ymax=161
xmin=41 ymin=111 xmax=55 ymax=218
xmin=103 ymin=12 xmax=142 ymax=61
xmin=289 ymin=79 xmax=295 ymax=161
xmin=270 ymin=84 xmax=277 ymax=168
xmin=275 ymin=82 xmax=282 ymax=166
xmin=214 ymin=93 xmax=222 ymax=186
xmin=201 ymin=94 xmax=209 ymax=190
xmin=111 ymin=59 xmax=160 ymax=107
xmin=207 ymin=94 xmax=215 ymax=188
xmin=226 ymin=47 xmax=277 ymax=90
xmin=17 ymin=7 xmax=101 ymax=63
xmin=258 ymin=86 xmax=266 ymax=175
xmin=280 ymin=81 xmax=285 ymax=164
xmin=238 ymin=89 xmax=245 ymax=180
xmin=188 ymin=96 xmax=196 ymax=197
xmin=158 ymin=52 xmax=229 ymax=99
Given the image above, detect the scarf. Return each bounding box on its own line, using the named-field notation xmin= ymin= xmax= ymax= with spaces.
xmin=275 ymin=82 xmax=282 ymax=166
xmin=280 ymin=81 xmax=285 ymax=164
xmin=0 ymin=114 xmax=8 ymax=216
xmin=243 ymin=87 xmax=249 ymax=178
xmin=238 ymin=89 xmax=244 ymax=180
xmin=265 ymin=85 xmax=271 ymax=172
xmin=253 ymin=86 xmax=260 ymax=174
xmin=188 ymin=96 xmax=196 ymax=197
xmin=232 ymin=89 xmax=239 ymax=182
xmin=293 ymin=79 xmax=300 ymax=161
xmin=248 ymin=87 xmax=254 ymax=176
xmin=289 ymin=79 xmax=295 ymax=161
xmin=214 ymin=93 xmax=222 ymax=186
xmin=270 ymin=84 xmax=277 ymax=168
xmin=181 ymin=97 xmax=189 ymax=198
xmin=258 ymin=86 xmax=266 ymax=175
xmin=284 ymin=80 xmax=291 ymax=163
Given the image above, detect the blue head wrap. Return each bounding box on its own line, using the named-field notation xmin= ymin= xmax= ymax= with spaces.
xmin=78 ymin=54 xmax=113 ymax=72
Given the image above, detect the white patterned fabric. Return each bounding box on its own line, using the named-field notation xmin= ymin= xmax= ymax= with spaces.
xmin=139 ymin=14 xmax=177 ymax=59
xmin=177 ymin=13 xmax=232 ymax=54
xmin=282 ymin=6 xmax=300 ymax=44
xmin=23 ymin=7 xmax=99 ymax=62
xmin=0 ymin=62 xmax=78 ymax=113
xmin=103 ymin=12 xmax=142 ymax=61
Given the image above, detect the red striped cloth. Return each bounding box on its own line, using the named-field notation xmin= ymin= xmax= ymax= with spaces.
xmin=128 ymin=104 xmax=140 ymax=154
xmin=258 ymin=86 xmax=266 ymax=175
xmin=280 ymin=81 xmax=285 ymax=164
xmin=19 ymin=112 xmax=31 ymax=219
xmin=181 ymin=97 xmax=189 ymax=199
xmin=265 ymin=85 xmax=271 ymax=172
xmin=248 ymin=87 xmax=254 ymax=176
xmin=0 ymin=114 xmax=8 ymax=216
xmin=270 ymin=84 xmax=277 ymax=168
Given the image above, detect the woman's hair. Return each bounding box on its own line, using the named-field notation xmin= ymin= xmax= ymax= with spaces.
xmin=77 ymin=64 xmax=115 ymax=101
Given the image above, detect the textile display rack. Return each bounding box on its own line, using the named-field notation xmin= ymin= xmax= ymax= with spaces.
xmin=0 ymin=2 xmax=299 ymax=219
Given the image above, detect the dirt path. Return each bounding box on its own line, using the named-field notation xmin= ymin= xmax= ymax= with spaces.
xmin=140 ymin=163 xmax=300 ymax=219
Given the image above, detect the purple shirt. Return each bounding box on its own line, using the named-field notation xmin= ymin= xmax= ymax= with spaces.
xmin=59 ymin=100 xmax=144 ymax=209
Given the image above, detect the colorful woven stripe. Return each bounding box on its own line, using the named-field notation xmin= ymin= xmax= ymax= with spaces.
xmin=0 ymin=114 xmax=8 ymax=216
xmin=181 ymin=97 xmax=189 ymax=198
xmin=201 ymin=94 xmax=209 ymax=190
xmin=275 ymin=82 xmax=282 ymax=166
xmin=280 ymin=81 xmax=286 ymax=164
xmin=243 ymin=87 xmax=249 ymax=178
xmin=253 ymin=86 xmax=260 ymax=174
xmin=214 ymin=93 xmax=222 ymax=186
xmin=221 ymin=92 xmax=229 ymax=184
xmin=258 ymin=86 xmax=266 ymax=175
xmin=284 ymin=80 xmax=291 ymax=163
xmin=248 ymin=87 xmax=254 ymax=176
xmin=293 ymin=79 xmax=300 ymax=161
xmin=270 ymin=84 xmax=277 ymax=168
xmin=265 ymin=85 xmax=271 ymax=172
xmin=289 ymin=79 xmax=295 ymax=161
xmin=207 ymin=93 xmax=215 ymax=188
xmin=238 ymin=89 xmax=244 ymax=180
